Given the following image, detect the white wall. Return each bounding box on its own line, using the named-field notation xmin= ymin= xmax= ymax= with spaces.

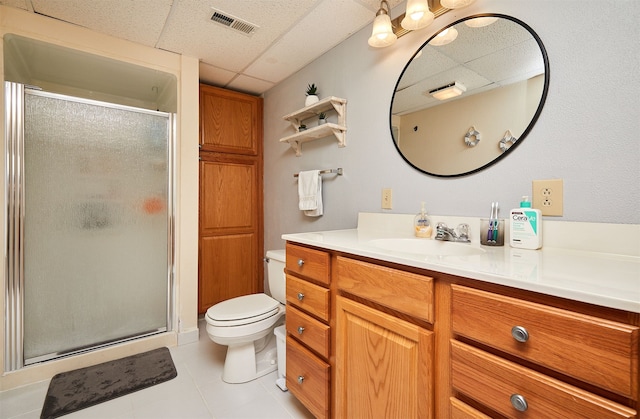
xmin=263 ymin=0 xmax=640 ymax=251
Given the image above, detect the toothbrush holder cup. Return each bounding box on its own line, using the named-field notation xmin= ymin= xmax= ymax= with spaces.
xmin=480 ymin=218 xmax=505 ymax=246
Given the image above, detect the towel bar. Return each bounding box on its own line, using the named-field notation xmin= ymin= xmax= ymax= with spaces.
xmin=293 ymin=168 xmax=343 ymax=178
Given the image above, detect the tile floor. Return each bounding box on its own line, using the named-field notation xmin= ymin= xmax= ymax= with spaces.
xmin=0 ymin=320 xmax=314 ymax=419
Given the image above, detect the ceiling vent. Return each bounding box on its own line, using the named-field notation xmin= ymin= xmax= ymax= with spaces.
xmin=210 ymin=9 xmax=258 ymax=36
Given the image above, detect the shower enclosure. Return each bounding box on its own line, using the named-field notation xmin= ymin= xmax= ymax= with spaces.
xmin=4 ymin=82 xmax=174 ymax=370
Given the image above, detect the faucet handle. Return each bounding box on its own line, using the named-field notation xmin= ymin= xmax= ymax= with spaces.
xmin=436 ymin=222 xmax=448 ymax=230
xmin=456 ymin=223 xmax=470 ymax=241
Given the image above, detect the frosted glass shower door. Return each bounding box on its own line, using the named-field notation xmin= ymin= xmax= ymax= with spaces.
xmin=21 ymin=89 xmax=172 ymax=363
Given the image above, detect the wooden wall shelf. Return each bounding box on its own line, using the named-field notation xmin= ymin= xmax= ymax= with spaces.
xmin=280 ymin=96 xmax=347 ymax=156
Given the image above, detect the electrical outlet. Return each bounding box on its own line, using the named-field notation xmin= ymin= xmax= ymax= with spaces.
xmin=532 ymin=179 xmax=563 ymax=216
xmin=382 ymin=188 xmax=393 ymax=209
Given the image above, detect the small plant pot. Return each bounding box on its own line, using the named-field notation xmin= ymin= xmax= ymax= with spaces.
xmin=318 ymin=118 xmax=327 ymax=125
xmin=305 ymin=95 xmax=319 ymax=106
xmin=299 ymin=125 xmax=307 ymax=132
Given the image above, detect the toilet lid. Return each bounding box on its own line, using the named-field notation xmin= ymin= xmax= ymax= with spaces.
xmin=206 ymin=293 xmax=281 ymax=323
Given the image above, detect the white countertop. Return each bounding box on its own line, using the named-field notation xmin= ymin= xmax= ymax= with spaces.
xmin=282 ymin=227 xmax=640 ymax=313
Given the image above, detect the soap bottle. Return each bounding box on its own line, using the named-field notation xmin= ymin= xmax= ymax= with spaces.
xmin=509 ymin=196 xmax=542 ymax=249
xmin=414 ymin=202 xmax=432 ymax=238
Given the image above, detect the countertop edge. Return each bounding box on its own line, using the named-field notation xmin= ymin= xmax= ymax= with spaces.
xmin=283 ymin=230 xmax=640 ymax=314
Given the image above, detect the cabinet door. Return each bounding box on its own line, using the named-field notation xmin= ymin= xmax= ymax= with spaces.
xmin=198 ymin=155 xmax=262 ymax=313
xmin=336 ymin=296 xmax=434 ymax=419
xmin=199 ymin=84 xmax=262 ymax=155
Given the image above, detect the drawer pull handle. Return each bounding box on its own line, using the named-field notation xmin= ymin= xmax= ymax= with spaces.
xmin=510 ymin=394 xmax=528 ymax=412
xmin=297 ymin=259 xmax=305 ymax=267
xmin=297 ymin=292 xmax=305 ymax=301
xmin=511 ymin=326 xmax=529 ymax=343
xmin=297 ymin=375 xmax=305 ymax=384
xmin=297 ymin=326 xmax=305 ymax=334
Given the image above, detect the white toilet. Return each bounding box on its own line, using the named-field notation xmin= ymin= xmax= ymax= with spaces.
xmin=205 ymin=249 xmax=286 ymax=384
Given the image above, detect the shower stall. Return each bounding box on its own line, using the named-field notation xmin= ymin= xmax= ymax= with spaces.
xmin=4 ymin=82 xmax=174 ymax=370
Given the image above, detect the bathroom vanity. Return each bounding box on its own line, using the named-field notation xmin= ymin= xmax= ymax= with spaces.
xmin=282 ymin=214 xmax=639 ymax=418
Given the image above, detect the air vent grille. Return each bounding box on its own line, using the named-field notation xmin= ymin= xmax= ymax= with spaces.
xmin=210 ymin=9 xmax=258 ymax=36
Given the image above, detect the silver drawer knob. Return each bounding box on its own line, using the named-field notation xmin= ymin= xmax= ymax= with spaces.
xmin=297 ymin=375 xmax=304 ymax=384
xmin=297 ymin=259 xmax=305 ymax=267
xmin=297 ymin=292 xmax=305 ymax=301
xmin=297 ymin=326 xmax=305 ymax=334
xmin=511 ymin=325 xmax=529 ymax=343
xmin=510 ymin=394 xmax=528 ymax=412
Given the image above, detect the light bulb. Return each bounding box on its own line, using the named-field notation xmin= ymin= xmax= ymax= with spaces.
xmin=401 ymin=0 xmax=434 ymax=31
xmin=368 ymin=13 xmax=397 ymax=47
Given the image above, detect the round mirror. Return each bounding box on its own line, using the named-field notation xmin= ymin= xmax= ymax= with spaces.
xmin=390 ymin=14 xmax=549 ymax=177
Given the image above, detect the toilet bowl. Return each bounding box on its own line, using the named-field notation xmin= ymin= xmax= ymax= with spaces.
xmin=205 ymin=249 xmax=286 ymax=384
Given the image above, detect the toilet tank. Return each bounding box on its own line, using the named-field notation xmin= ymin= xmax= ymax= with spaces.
xmin=266 ymin=249 xmax=286 ymax=304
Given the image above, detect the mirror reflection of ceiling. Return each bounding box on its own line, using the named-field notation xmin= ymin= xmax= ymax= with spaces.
xmin=390 ymin=14 xmax=549 ymax=178
xmin=393 ymin=17 xmax=545 ymax=116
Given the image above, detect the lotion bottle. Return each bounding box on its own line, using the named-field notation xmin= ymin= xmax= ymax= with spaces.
xmin=414 ymin=202 xmax=432 ymax=238
xmin=509 ymin=196 xmax=542 ymax=249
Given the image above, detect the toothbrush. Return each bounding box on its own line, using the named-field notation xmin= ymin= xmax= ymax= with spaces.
xmin=487 ymin=202 xmax=495 ymax=242
xmin=492 ymin=202 xmax=499 ymax=241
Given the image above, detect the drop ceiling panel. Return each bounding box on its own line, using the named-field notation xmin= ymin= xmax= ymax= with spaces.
xmin=198 ymin=62 xmax=237 ymax=87
xmin=244 ymin=0 xmax=374 ymax=84
xmin=436 ymin=18 xmax=534 ymax=65
xmin=227 ymin=74 xmax=275 ymax=94
xmin=396 ymin=47 xmax=459 ymax=91
xmin=0 ymin=0 xmax=433 ymax=95
xmin=1 ymin=0 xmax=28 ymax=9
xmin=30 ymin=0 xmax=173 ymax=47
xmin=465 ymin=38 xmax=544 ymax=85
xmin=157 ymin=0 xmax=318 ymax=73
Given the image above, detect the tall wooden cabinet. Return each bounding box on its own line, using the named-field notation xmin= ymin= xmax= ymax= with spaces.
xmin=198 ymin=84 xmax=263 ymax=314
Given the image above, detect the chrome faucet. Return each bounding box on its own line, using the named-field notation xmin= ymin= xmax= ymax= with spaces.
xmin=435 ymin=222 xmax=471 ymax=243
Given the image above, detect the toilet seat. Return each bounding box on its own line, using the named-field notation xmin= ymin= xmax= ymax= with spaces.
xmin=206 ymin=294 xmax=281 ymax=327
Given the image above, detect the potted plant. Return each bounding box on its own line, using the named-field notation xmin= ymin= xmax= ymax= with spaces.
xmin=318 ymin=112 xmax=327 ymax=125
xmin=299 ymin=124 xmax=307 ymax=132
xmin=305 ymin=83 xmax=319 ymax=106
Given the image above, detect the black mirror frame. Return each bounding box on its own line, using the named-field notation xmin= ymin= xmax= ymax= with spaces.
xmin=389 ymin=13 xmax=550 ymax=178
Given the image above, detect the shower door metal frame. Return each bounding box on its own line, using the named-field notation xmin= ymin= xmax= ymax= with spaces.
xmin=4 ymin=82 xmax=176 ymax=371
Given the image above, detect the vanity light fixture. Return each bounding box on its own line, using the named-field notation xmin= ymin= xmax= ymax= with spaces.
xmin=429 ymin=81 xmax=466 ymax=100
xmin=428 ymin=27 xmax=458 ymax=46
xmin=368 ymin=0 xmax=397 ymax=48
xmin=401 ymin=0 xmax=434 ymax=31
xmin=440 ymin=0 xmax=476 ymax=9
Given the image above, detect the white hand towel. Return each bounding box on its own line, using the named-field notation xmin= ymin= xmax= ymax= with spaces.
xmin=297 ymin=170 xmax=323 ymax=217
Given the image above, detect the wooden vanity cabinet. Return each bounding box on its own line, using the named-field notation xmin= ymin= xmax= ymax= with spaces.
xmin=283 ymin=241 xmax=639 ymax=418
xmin=285 ymin=243 xmax=331 ymax=419
xmin=335 ymin=256 xmax=435 ymax=419
xmin=450 ymin=284 xmax=639 ymax=418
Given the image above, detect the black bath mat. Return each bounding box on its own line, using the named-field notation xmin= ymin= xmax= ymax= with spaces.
xmin=41 ymin=347 xmax=177 ymax=418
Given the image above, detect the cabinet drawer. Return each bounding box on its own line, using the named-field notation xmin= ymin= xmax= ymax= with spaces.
xmin=286 ymin=274 xmax=330 ymax=322
xmin=286 ymin=305 xmax=330 ymax=359
xmin=286 ymin=243 xmax=330 ymax=285
xmin=337 ymin=256 xmax=434 ymax=323
xmin=451 ymin=285 xmax=639 ymax=398
xmin=449 ymin=397 xmax=491 ymax=419
xmin=287 ymin=336 xmax=330 ymax=419
xmin=451 ymin=340 xmax=637 ymax=419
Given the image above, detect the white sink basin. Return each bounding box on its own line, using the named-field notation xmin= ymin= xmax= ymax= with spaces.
xmin=368 ymin=238 xmax=486 ymax=257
